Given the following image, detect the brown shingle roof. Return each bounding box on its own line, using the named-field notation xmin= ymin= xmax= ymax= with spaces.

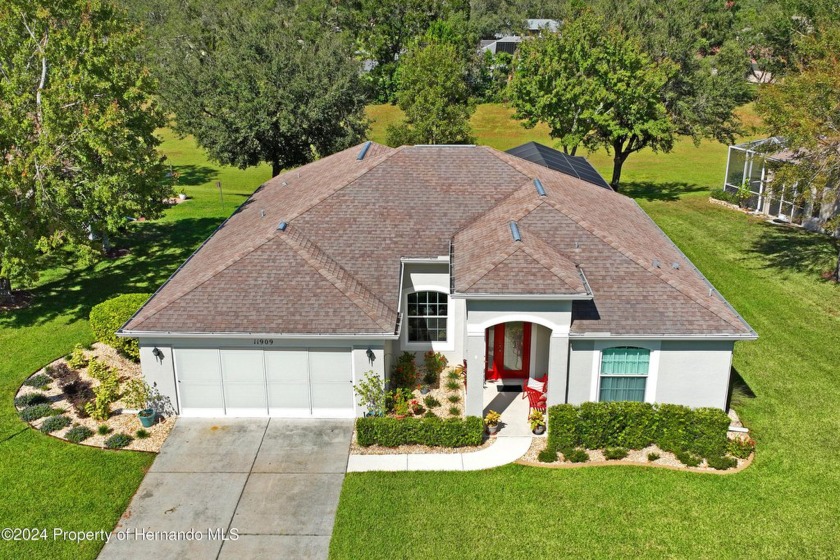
xmin=123 ymin=142 xmax=754 ymax=337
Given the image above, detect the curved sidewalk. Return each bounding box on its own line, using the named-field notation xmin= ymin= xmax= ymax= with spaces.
xmin=346 ymin=436 xmax=532 ymax=472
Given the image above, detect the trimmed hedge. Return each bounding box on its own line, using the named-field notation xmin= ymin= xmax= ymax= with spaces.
xmin=89 ymin=293 xmax=150 ymax=361
xmin=548 ymin=402 xmax=731 ymax=460
xmin=356 ymin=416 xmax=483 ymax=448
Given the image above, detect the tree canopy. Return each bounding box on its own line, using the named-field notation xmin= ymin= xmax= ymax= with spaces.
xmin=756 ymin=23 xmax=840 ymax=280
xmin=386 ymin=40 xmax=475 ymax=146
xmin=509 ymin=15 xmax=675 ymax=188
xmin=126 ymin=0 xmax=369 ymax=176
xmin=0 ymin=0 xmax=168 ymax=298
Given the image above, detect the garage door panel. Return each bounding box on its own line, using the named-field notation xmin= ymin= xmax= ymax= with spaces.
xmin=175 ymin=349 xmax=225 ymax=415
xmin=265 ymin=350 xmax=309 ymax=382
xmin=221 ymin=350 xmax=267 ymax=416
xmin=309 ymin=349 xmax=352 ymax=383
xmin=311 ymin=382 xmax=354 ymax=409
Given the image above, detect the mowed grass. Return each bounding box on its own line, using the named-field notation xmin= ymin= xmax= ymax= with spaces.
xmin=332 ymin=109 xmax=840 ymax=558
xmin=0 ymin=129 xmax=270 ymax=560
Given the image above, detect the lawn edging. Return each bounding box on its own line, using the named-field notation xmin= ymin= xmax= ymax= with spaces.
xmin=516 ymin=449 xmax=755 ymax=475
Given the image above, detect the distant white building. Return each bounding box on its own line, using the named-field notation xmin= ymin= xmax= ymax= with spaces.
xmin=479 ymin=19 xmax=560 ymax=55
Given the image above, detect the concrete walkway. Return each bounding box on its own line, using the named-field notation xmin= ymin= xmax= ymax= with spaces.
xmin=99 ymin=418 xmax=352 ymax=560
xmin=346 ymin=435 xmax=532 ymax=472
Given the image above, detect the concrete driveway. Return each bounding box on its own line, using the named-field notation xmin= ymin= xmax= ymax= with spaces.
xmin=98 ymin=418 xmax=353 ymax=560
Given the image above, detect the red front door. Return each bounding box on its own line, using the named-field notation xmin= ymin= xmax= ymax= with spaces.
xmin=485 ymin=322 xmax=532 ymax=380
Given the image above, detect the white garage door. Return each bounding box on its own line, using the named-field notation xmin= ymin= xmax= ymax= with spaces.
xmin=174 ymin=347 xmax=355 ymax=418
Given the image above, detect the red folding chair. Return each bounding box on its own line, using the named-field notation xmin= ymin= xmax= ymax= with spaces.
xmin=526 ymin=389 xmax=547 ymax=416
xmin=523 ymin=374 xmax=547 ymax=400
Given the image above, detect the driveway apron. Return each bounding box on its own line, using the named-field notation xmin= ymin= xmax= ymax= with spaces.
xmin=98 ymin=418 xmax=352 ymax=560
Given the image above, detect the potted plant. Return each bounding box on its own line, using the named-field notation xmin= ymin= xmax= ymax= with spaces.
xmin=353 ymin=370 xmax=386 ymax=417
xmin=485 ymin=410 xmax=501 ymax=434
xmin=529 ymin=410 xmax=546 ymax=435
xmin=418 ymin=384 xmax=430 ymax=395
xmin=178 ymin=188 xmax=187 ymax=201
xmin=123 ymin=379 xmax=156 ymax=428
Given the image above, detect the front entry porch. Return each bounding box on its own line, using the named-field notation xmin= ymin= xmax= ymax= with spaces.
xmin=482 ymin=381 xmax=533 ymax=436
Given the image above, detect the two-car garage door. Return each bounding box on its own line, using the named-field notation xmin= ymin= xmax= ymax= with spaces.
xmin=173 ymin=348 xmax=355 ymax=418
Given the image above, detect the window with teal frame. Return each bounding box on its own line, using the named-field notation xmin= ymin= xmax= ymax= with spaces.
xmin=599 ymin=347 xmax=650 ymax=402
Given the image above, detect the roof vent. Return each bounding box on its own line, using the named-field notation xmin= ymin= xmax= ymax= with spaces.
xmin=653 ymin=259 xmax=661 ymax=268
xmin=277 ymin=221 xmax=288 ymax=231
xmin=260 ymin=209 xmax=266 ymax=218
xmin=534 ymin=178 xmax=546 ymax=196
xmin=671 ymin=262 xmax=680 ymax=270
xmin=357 ymin=141 xmax=372 ymax=160
xmin=282 ymin=181 xmax=288 ymax=187
xmin=510 ymin=221 xmax=522 ymax=242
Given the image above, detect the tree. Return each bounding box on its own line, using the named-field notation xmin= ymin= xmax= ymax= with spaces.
xmin=126 ymin=0 xmax=368 ymax=177
xmin=386 ymin=41 xmax=475 ymax=146
xmin=509 ymin=16 xmax=675 ymax=188
xmin=342 ymin=0 xmax=470 ymax=102
xmin=756 ymin=24 xmax=840 ymax=281
xmin=0 ymin=0 xmax=168 ymax=302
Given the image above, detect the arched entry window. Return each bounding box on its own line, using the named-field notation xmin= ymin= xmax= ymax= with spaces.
xmin=599 ymin=347 xmax=650 ymax=402
xmin=407 ymin=291 xmax=448 ymax=342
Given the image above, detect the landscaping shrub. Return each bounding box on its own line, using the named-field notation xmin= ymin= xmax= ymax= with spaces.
xmin=423 ymin=395 xmax=440 ymax=408
xmin=564 ymin=448 xmax=589 ymax=463
xmin=97 ymin=424 xmax=112 ymax=435
xmin=547 ymin=402 xmax=731 ymax=460
xmin=728 ymin=437 xmax=756 ymax=459
xmin=675 ymin=450 xmax=702 ymax=467
xmin=104 ymin=433 xmax=133 ymax=449
xmin=89 ymin=293 xmax=150 ymax=361
xmin=19 ymin=404 xmax=60 ymax=422
xmin=604 ymin=447 xmax=629 ymax=460
xmin=446 ymin=370 xmax=461 ymax=381
xmin=355 ymin=416 xmax=483 ymax=448
xmin=647 ymin=452 xmax=660 ymax=462
xmin=67 ymin=344 xmax=89 ymax=369
xmin=65 ymin=425 xmax=94 ymax=443
xmin=445 ymin=379 xmax=460 ymax=391
xmin=538 ymin=447 xmax=558 ymax=463
xmin=422 ymin=351 xmax=447 ymax=387
xmin=23 ymin=374 xmax=51 ymax=389
xmin=86 ymin=358 xmax=116 ymax=382
xmin=390 ymin=352 xmax=418 ymax=389
xmin=424 ymin=410 xmax=437 ymax=418
xmin=46 ymin=362 xmax=77 ymax=383
xmin=710 ymin=187 xmax=740 ymax=205
xmin=447 ymin=394 xmax=461 ymax=403
xmin=448 ymin=406 xmax=460 ymax=416
xmin=135 ymin=429 xmax=150 ymax=439
xmin=85 ymin=366 xmax=120 ymax=421
xmin=707 ymin=455 xmax=738 ymax=470
xmin=14 ymin=392 xmax=48 ymax=408
xmin=62 ymin=379 xmax=95 ymax=418
xmin=39 ymin=415 xmax=71 ymax=434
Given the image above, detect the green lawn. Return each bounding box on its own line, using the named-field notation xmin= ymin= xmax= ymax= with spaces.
xmin=2 ymin=104 xmax=838 ymax=559
xmin=331 ymin=107 xmax=840 ymax=558
xmin=0 ymin=130 xmax=270 ymax=560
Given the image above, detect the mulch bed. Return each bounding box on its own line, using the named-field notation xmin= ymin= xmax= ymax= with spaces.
xmin=0 ymin=290 xmax=34 ymax=311
xmin=517 ymin=437 xmax=754 ymax=474
xmin=14 ymin=343 xmax=174 ymax=452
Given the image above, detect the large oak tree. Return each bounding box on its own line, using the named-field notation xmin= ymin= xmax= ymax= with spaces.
xmin=0 ymin=0 xmax=168 ymax=302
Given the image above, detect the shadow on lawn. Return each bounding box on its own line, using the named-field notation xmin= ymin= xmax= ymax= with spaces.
xmin=620 ymin=181 xmax=707 ymax=202
xmin=749 ymin=221 xmax=838 ymax=277
xmin=727 ymin=366 xmax=756 ymax=412
xmin=0 ymin=217 xmax=222 ymax=329
xmin=173 ymin=164 xmax=219 ymax=187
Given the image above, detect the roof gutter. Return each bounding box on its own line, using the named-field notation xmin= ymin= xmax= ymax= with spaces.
xmin=116 ymin=330 xmax=399 ymax=340
xmin=450 ymin=292 xmax=592 ymax=301
xmin=570 ymin=333 xmax=758 ymax=341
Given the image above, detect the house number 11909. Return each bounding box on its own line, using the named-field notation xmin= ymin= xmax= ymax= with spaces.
xmin=253 ymin=339 xmax=274 ymax=345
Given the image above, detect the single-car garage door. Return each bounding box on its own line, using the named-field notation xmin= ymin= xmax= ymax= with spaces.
xmin=174 ymin=347 xmax=355 ymax=418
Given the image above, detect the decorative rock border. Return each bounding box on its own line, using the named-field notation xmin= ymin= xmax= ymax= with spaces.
xmin=14 ymin=343 xmax=173 ymax=452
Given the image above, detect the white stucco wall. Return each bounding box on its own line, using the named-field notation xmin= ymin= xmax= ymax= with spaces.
xmin=566 ymin=338 xmax=735 ymax=410
xmin=398 ymin=262 xmax=465 ymax=364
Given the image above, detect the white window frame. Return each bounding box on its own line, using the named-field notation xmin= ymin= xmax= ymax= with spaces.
xmin=589 ymin=340 xmax=660 ymax=403
xmin=402 ymin=286 xmax=454 ymax=352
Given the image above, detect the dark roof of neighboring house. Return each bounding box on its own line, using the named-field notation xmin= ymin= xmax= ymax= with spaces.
xmin=122 ymin=142 xmax=755 ymax=338
xmin=506 ymin=142 xmax=612 ymax=190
